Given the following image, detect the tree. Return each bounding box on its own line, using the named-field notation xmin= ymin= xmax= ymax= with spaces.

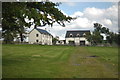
xmin=93 ymin=32 xmax=103 ymax=44
xmin=101 ymin=27 xmax=109 ymax=34
xmin=52 ymin=36 xmax=59 ymax=45
xmin=118 ymin=32 xmax=120 ymax=46
xmin=93 ymin=23 xmax=104 ymax=45
xmin=2 ymin=2 xmax=29 ymax=43
xmin=2 ymin=2 xmax=73 ymax=43
xmin=94 ymin=23 xmax=102 ymax=32
xmin=86 ymin=23 xmax=104 ymax=45
xmin=106 ymin=32 xmax=119 ymax=45
xmin=86 ymin=23 xmax=119 ymax=46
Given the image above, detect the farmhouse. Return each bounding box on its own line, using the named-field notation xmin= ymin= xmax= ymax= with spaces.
xmin=28 ymin=28 xmax=52 ymax=45
xmin=65 ymin=30 xmax=91 ymax=46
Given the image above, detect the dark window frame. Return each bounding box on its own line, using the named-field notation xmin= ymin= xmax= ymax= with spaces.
xmin=36 ymin=34 xmax=39 ymax=37
xmin=36 ymin=40 xmax=39 ymax=42
xmin=69 ymin=34 xmax=73 ymax=37
xmin=76 ymin=34 xmax=80 ymax=37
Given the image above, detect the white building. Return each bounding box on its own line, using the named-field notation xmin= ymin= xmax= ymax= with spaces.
xmin=65 ymin=30 xmax=91 ymax=46
xmin=56 ymin=40 xmax=65 ymax=45
xmin=28 ymin=28 xmax=52 ymax=45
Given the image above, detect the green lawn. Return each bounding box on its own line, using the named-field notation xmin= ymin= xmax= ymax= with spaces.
xmin=2 ymin=44 xmax=118 ymax=78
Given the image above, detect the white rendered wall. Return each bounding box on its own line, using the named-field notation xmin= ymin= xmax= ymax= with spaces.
xmin=29 ymin=29 xmax=42 ymax=44
xmin=29 ymin=29 xmax=52 ymax=45
xmin=65 ymin=37 xmax=90 ymax=45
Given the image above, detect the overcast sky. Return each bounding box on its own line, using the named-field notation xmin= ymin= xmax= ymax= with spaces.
xmin=31 ymin=2 xmax=118 ymax=40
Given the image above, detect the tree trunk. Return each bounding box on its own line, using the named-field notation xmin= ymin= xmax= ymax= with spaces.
xmin=20 ymin=33 xmax=23 ymax=43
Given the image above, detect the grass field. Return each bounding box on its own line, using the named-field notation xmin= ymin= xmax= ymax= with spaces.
xmin=2 ymin=44 xmax=118 ymax=78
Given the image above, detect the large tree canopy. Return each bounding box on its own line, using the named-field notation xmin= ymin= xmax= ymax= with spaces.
xmin=2 ymin=2 xmax=73 ymax=43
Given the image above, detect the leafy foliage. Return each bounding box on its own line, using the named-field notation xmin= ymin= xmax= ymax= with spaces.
xmin=52 ymin=37 xmax=59 ymax=45
xmin=2 ymin=2 xmax=73 ymax=43
xmin=86 ymin=23 xmax=119 ymax=46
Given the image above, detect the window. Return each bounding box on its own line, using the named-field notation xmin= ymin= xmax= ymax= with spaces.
xmin=83 ymin=33 xmax=86 ymax=36
xmin=36 ymin=40 xmax=39 ymax=42
xmin=69 ymin=34 xmax=73 ymax=37
xmin=36 ymin=34 xmax=39 ymax=37
xmin=76 ymin=33 xmax=80 ymax=37
xmin=69 ymin=41 xmax=75 ymax=45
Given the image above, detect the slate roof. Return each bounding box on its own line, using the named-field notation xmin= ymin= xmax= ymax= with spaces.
xmin=36 ymin=28 xmax=52 ymax=36
xmin=65 ymin=30 xmax=90 ymax=38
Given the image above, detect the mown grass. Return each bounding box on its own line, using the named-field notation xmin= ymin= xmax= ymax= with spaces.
xmin=2 ymin=44 xmax=118 ymax=78
xmin=86 ymin=47 xmax=118 ymax=71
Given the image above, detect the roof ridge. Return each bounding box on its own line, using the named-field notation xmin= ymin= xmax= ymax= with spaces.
xmin=67 ymin=30 xmax=90 ymax=31
xmin=35 ymin=28 xmax=52 ymax=36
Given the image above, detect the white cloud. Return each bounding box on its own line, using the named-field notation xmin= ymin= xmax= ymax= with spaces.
xmin=49 ymin=0 xmax=119 ymax=2
xmin=49 ymin=0 xmax=69 ymax=2
xmin=103 ymin=19 xmax=112 ymax=26
xmin=65 ymin=2 xmax=77 ymax=6
xmin=84 ymin=7 xmax=104 ymax=17
xmin=71 ymin=11 xmax=83 ymax=17
xmin=82 ymin=4 xmax=118 ymax=32
xmin=35 ymin=4 xmax=118 ymax=40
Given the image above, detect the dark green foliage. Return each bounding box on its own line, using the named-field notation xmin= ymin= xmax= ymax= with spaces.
xmin=101 ymin=27 xmax=109 ymax=34
xmin=86 ymin=23 xmax=119 ymax=46
xmin=2 ymin=2 xmax=73 ymax=43
xmin=2 ymin=2 xmax=29 ymax=43
xmin=86 ymin=23 xmax=104 ymax=45
xmin=106 ymin=32 xmax=119 ymax=45
xmin=52 ymin=37 xmax=58 ymax=45
xmin=93 ymin=23 xmax=104 ymax=45
xmin=92 ymin=32 xmax=103 ymax=45
xmin=85 ymin=31 xmax=92 ymax=44
xmin=94 ymin=23 xmax=109 ymax=34
xmin=94 ymin=23 xmax=102 ymax=32
xmin=25 ymin=2 xmax=72 ymax=27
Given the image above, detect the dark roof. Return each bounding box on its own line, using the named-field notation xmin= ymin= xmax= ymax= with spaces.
xmin=65 ymin=30 xmax=90 ymax=38
xmin=36 ymin=28 xmax=52 ymax=36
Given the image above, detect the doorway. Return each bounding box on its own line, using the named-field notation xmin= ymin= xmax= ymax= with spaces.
xmin=80 ymin=41 xmax=85 ymax=46
xmin=69 ymin=41 xmax=75 ymax=46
